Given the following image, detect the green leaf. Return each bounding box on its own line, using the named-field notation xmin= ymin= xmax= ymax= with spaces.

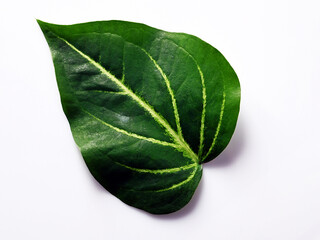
xmin=37 ymin=19 xmax=240 ymax=214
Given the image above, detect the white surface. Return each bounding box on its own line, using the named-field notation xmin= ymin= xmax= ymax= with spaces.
xmin=1 ymin=0 xmax=320 ymax=239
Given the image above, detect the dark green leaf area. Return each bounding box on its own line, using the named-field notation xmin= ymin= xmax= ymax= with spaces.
xmin=148 ymin=37 xmax=203 ymax=152
xmin=116 ymin=167 xmax=202 ymax=214
xmin=75 ymin=91 xmax=172 ymax=141
xmin=158 ymin=33 xmax=241 ymax=162
xmin=38 ymin=20 xmax=240 ymax=214
xmin=70 ymin=112 xmax=194 ymax=168
xmin=86 ymin=158 xmax=198 ymax=193
xmin=68 ymin=33 xmax=126 ymax=80
xmin=123 ymin=42 xmax=177 ymax=131
xmin=71 ymin=111 xmax=202 ymax=214
xmin=201 ymin=51 xmax=240 ymax=162
xmin=47 ymin=31 xmax=121 ymax=93
xmin=47 ymin=34 xmax=173 ymax=142
xmin=86 ymin=156 xmax=202 ymax=214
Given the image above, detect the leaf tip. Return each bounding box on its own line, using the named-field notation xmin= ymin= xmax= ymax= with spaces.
xmin=36 ymin=19 xmax=45 ymax=30
xmin=36 ymin=18 xmax=43 ymax=25
xmin=36 ymin=19 xmax=52 ymax=32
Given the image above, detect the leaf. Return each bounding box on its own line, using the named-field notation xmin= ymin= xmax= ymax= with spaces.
xmin=37 ymin=20 xmax=240 ymax=214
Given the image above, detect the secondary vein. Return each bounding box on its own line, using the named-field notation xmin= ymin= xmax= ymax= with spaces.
xmin=198 ymin=64 xmax=207 ymax=160
xmin=203 ymin=91 xmax=226 ymax=161
xmin=141 ymin=48 xmax=183 ymax=139
xmin=82 ymin=109 xmax=177 ymax=148
xmin=154 ymin=166 xmax=199 ymax=192
xmin=126 ymin=165 xmax=200 ymax=193
xmin=162 ymin=39 xmax=207 ymax=160
xmin=115 ymin=162 xmax=197 ymax=174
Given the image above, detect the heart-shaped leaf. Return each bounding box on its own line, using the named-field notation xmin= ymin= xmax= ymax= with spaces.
xmin=38 ymin=20 xmax=240 ymax=214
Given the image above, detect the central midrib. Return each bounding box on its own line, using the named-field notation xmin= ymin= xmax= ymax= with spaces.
xmin=57 ymin=35 xmax=199 ymax=163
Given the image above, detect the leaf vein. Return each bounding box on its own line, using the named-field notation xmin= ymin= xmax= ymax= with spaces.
xmin=203 ymin=91 xmax=226 ymax=161
xmin=161 ymin=39 xmax=207 ymax=159
xmin=155 ymin=167 xmax=198 ymax=192
xmin=140 ymin=48 xmax=183 ymax=139
xmin=126 ymin=166 xmax=199 ymax=192
xmin=115 ymin=162 xmax=197 ymax=174
xmin=82 ymin=109 xmax=177 ymax=148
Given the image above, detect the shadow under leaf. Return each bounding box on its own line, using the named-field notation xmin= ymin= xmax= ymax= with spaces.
xmin=204 ymin=119 xmax=245 ymax=168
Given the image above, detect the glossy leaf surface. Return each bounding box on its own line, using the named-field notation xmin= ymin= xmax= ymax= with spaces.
xmin=38 ymin=20 xmax=240 ymax=214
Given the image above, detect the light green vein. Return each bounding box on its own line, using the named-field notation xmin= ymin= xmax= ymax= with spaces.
xmin=197 ymin=64 xmax=206 ymax=159
xmin=203 ymin=91 xmax=226 ymax=161
xmin=82 ymin=109 xmax=177 ymax=148
xmin=127 ymin=165 xmax=199 ymax=192
xmin=155 ymin=166 xmax=198 ymax=192
xmin=115 ymin=162 xmax=197 ymax=174
xmin=141 ymin=48 xmax=183 ymax=139
xmin=57 ymin=35 xmax=198 ymax=162
xmin=162 ymin=39 xmax=207 ymax=160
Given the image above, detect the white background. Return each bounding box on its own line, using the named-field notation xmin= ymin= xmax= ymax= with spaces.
xmin=1 ymin=0 xmax=320 ymax=239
